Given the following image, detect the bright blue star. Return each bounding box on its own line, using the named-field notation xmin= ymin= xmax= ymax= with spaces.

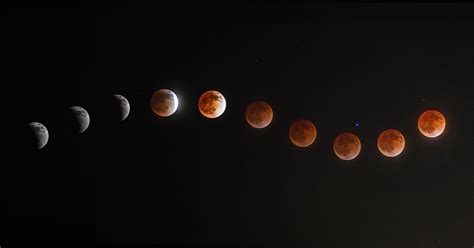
xmin=355 ymin=123 xmax=360 ymax=128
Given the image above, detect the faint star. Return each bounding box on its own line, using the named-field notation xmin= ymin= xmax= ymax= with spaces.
xmin=355 ymin=123 xmax=360 ymax=128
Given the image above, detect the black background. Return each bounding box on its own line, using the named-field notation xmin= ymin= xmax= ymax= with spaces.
xmin=2 ymin=3 xmax=474 ymax=248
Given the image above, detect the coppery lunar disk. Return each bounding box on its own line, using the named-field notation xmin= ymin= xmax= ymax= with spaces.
xmin=418 ymin=109 xmax=446 ymax=138
xmin=245 ymin=101 xmax=273 ymax=128
xmin=333 ymin=132 xmax=361 ymax=161
xmin=198 ymin=90 xmax=226 ymax=118
xmin=289 ymin=120 xmax=317 ymax=148
xmin=151 ymin=89 xmax=179 ymax=117
xmin=377 ymin=129 xmax=405 ymax=157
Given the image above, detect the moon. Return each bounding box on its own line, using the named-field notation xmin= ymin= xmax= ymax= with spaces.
xmin=198 ymin=90 xmax=226 ymax=118
xmin=28 ymin=122 xmax=49 ymax=149
xmin=70 ymin=106 xmax=90 ymax=133
xmin=289 ymin=119 xmax=317 ymax=147
xmin=151 ymin=89 xmax=179 ymax=117
xmin=377 ymin=129 xmax=405 ymax=157
xmin=114 ymin=94 xmax=130 ymax=121
xmin=333 ymin=132 xmax=361 ymax=161
xmin=418 ymin=109 xmax=446 ymax=138
xmin=245 ymin=101 xmax=273 ymax=128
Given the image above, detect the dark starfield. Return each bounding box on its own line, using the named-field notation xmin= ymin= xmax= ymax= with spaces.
xmin=2 ymin=3 xmax=474 ymax=248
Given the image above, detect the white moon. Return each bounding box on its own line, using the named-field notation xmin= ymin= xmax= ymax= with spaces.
xmin=70 ymin=106 xmax=90 ymax=133
xmin=114 ymin=94 xmax=130 ymax=121
xmin=28 ymin=122 xmax=49 ymax=149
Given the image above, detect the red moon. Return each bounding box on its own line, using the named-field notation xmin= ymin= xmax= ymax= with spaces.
xmin=377 ymin=129 xmax=405 ymax=157
xmin=198 ymin=90 xmax=226 ymax=118
xmin=289 ymin=120 xmax=317 ymax=148
xmin=333 ymin=132 xmax=361 ymax=161
xmin=245 ymin=101 xmax=273 ymax=128
xmin=418 ymin=109 xmax=446 ymax=138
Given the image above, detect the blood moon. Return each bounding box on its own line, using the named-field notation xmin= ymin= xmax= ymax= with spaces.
xmin=289 ymin=120 xmax=317 ymax=147
xmin=333 ymin=132 xmax=361 ymax=161
xmin=198 ymin=90 xmax=226 ymax=118
xmin=377 ymin=129 xmax=405 ymax=157
xmin=418 ymin=109 xmax=446 ymax=138
xmin=245 ymin=101 xmax=273 ymax=128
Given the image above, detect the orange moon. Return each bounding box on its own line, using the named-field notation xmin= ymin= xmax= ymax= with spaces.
xmin=245 ymin=101 xmax=273 ymax=128
xmin=198 ymin=90 xmax=226 ymax=118
xmin=289 ymin=120 xmax=317 ymax=147
xmin=333 ymin=132 xmax=361 ymax=161
xmin=418 ymin=109 xmax=446 ymax=138
xmin=377 ymin=129 xmax=405 ymax=157
xmin=151 ymin=89 xmax=179 ymax=117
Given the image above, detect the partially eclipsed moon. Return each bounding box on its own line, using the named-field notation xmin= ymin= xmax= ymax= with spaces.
xmin=245 ymin=101 xmax=273 ymax=128
xmin=333 ymin=132 xmax=361 ymax=161
xmin=70 ymin=106 xmax=90 ymax=133
xmin=28 ymin=122 xmax=49 ymax=149
xmin=151 ymin=89 xmax=179 ymax=117
xmin=418 ymin=109 xmax=446 ymax=138
xmin=289 ymin=119 xmax=317 ymax=147
xmin=114 ymin=94 xmax=130 ymax=121
xmin=377 ymin=129 xmax=405 ymax=157
xmin=198 ymin=90 xmax=226 ymax=118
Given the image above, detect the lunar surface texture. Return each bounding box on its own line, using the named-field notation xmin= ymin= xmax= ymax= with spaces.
xmin=198 ymin=90 xmax=226 ymax=118
xmin=289 ymin=119 xmax=317 ymax=148
xmin=377 ymin=129 xmax=405 ymax=157
xmin=245 ymin=101 xmax=273 ymax=128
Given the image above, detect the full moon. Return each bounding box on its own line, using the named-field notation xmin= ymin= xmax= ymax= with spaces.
xmin=289 ymin=119 xmax=317 ymax=148
xmin=245 ymin=101 xmax=273 ymax=128
xmin=418 ymin=109 xmax=446 ymax=138
xmin=377 ymin=129 xmax=405 ymax=157
xmin=114 ymin=94 xmax=130 ymax=121
xmin=151 ymin=89 xmax=179 ymax=117
xmin=333 ymin=132 xmax=361 ymax=161
xmin=70 ymin=106 xmax=90 ymax=134
xmin=198 ymin=90 xmax=226 ymax=118
xmin=28 ymin=122 xmax=49 ymax=149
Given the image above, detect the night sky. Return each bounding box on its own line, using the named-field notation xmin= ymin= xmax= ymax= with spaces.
xmin=3 ymin=3 xmax=474 ymax=248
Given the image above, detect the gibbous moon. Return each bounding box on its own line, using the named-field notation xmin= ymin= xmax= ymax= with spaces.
xmin=198 ymin=90 xmax=226 ymax=118
xmin=70 ymin=106 xmax=90 ymax=133
xmin=418 ymin=109 xmax=446 ymax=138
xmin=28 ymin=122 xmax=49 ymax=149
xmin=289 ymin=119 xmax=317 ymax=148
xmin=333 ymin=132 xmax=361 ymax=161
xmin=245 ymin=101 xmax=273 ymax=128
xmin=377 ymin=129 xmax=405 ymax=157
xmin=114 ymin=94 xmax=130 ymax=121
xmin=151 ymin=89 xmax=179 ymax=117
